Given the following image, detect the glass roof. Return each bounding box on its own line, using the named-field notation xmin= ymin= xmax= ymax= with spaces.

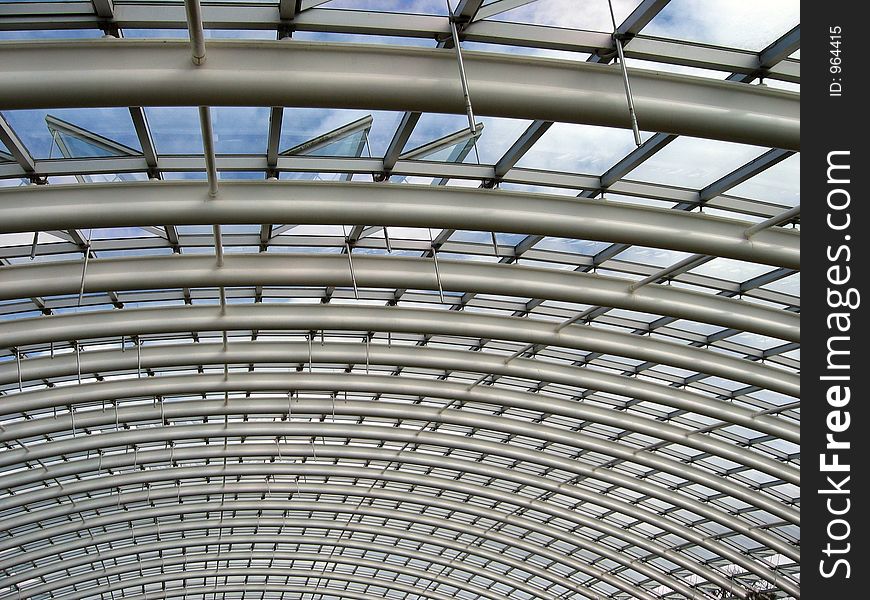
xmin=0 ymin=1 xmax=800 ymax=599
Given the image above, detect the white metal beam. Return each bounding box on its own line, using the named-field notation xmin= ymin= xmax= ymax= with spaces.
xmin=0 ymin=254 xmax=801 ymax=341
xmin=0 ymin=181 xmax=800 ymax=269
xmin=0 ymin=40 xmax=800 ymax=150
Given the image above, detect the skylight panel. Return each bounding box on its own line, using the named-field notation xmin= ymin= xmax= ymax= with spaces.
xmin=487 ymin=0 xmax=644 ymax=32
xmin=624 ymin=136 xmax=768 ymax=189
xmin=1 ymin=108 xmax=141 ymax=159
xmin=515 ymin=123 xmax=641 ymax=175
xmin=644 ymin=0 xmax=799 ymax=52
xmin=727 ymin=152 xmax=800 ymax=207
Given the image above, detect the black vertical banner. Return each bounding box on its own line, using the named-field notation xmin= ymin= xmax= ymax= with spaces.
xmin=802 ymin=1 xmax=867 ymax=597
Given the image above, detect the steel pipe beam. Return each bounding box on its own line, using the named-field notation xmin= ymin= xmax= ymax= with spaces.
xmin=0 ymin=304 xmax=799 ymax=397
xmin=0 ymin=181 xmax=800 ymax=269
xmin=1 ymin=342 xmax=800 ymax=447
xmin=0 ymin=414 xmax=800 ymax=558
xmin=0 ymin=254 xmax=801 ymax=341
xmin=0 ymin=441 xmax=794 ymax=594
xmin=0 ymin=159 xmax=795 ymax=221
xmin=5 ymin=566 xmax=462 ymax=600
xmin=0 ymin=487 xmax=670 ymax=600
xmin=0 ymin=463 xmax=746 ymax=596
xmin=0 ymin=496 xmax=732 ymax=600
xmin=8 ymin=551 xmax=504 ymax=600
xmin=0 ymin=40 xmax=800 ymax=149
xmin=0 ymin=497 xmax=790 ymax=598
xmin=1 ymin=534 xmax=554 ymax=600
xmin=50 ymin=586 xmax=498 ymax=600
xmin=0 ymin=375 xmax=800 ymax=506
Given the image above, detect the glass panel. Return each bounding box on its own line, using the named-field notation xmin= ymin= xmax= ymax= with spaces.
xmin=688 ymin=257 xmax=776 ymax=283
xmin=324 ymin=0 xmax=449 ymax=15
xmin=280 ymin=108 xmax=402 ymax=158
xmin=0 ymin=29 xmax=103 ymax=41
xmin=644 ymin=0 xmax=800 ymax=52
xmin=614 ymin=245 xmax=693 ymax=268
xmin=727 ymin=153 xmax=800 ymax=207
xmin=488 ymin=0 xmax=644 ymax=32
xmin=516 ymin=123 xmax=643 ymax=175
xmin=1 ymin=108 xmax=142 ymax=159
xmin=624 ymin=136 xmax=767 ymax=189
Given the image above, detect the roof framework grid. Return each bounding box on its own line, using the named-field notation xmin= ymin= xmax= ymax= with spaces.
xmin=0 ymin=2 xmax=799 ymax=600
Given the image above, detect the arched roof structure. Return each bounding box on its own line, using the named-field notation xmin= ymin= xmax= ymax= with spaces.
xmin=0 ymin=1 xmax=800 ymax=599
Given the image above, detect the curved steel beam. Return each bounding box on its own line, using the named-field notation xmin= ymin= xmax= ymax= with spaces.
xmin=1 ymin=341 xmax=799 ymax=444
xmin=1 ymin=495 xmax=673 ymax=600
xmin=7 ymin=551 xmax=507 ymax=600
xmin=6 ymin=566 xmax=464 ymax=600
xmin=47 ymin=585 xmax=510 ymax=600
xmin=0 ymin=535 xmax=552 ymax=600
xmin=0 ymin=418 xmax=799 ymax=559
xmin=1 ymin=372 xmax=800 ymax=493
xmin=0 ymin=304 xmax=800 ymax=398
xmin=0 ymin=254 xmax=801 ymax=341
xmin=0 ymin=461 xmax=782 ymax=596
xmin=0 ymin=441 xmax=791 ymax=588
xmin=0 ymin=181 xmax=800 ymax=269
xmin=0 ymin=499 xmax=657 ymax=600
xmin=0 ymin=41 xmax=800 ymax=149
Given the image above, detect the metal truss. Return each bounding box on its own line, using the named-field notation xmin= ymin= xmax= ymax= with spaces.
xmin=0 ymin=3 xmax=799 ymax=600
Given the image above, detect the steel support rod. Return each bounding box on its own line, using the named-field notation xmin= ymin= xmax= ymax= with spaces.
xmin=198 ymin=106 xmax=218 ymax=197
xmin=627 ymin=253 xmax=712 ymax=292
xmin=448 ymin=16 xmax=478 ymax=136
xmin=744 ymin=204 xmax=800 ymax=238
xmin=183 ymin=0 xmax=206 ymax=65
xmin=608 ymin=0 xmax=642 ymax=145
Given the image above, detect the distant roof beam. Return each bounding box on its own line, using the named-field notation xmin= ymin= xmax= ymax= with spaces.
xmin=0 ymin=114 xmax=38 ymax=182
